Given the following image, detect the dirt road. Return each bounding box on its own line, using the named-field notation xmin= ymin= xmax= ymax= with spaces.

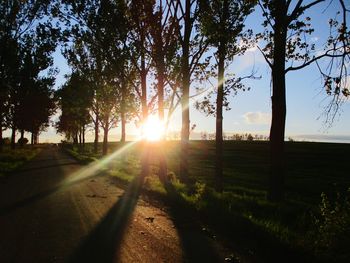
xmin=0 ymin=146 xmax=226 ymax=263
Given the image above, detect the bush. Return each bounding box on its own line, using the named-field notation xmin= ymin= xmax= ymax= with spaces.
xmin=18 ymin=137 xmax=29 ymax=145
xmin=1 ymin=137 xmax=10 ymax=145
xmin=313 ymin=189 xmax=350 ymax=261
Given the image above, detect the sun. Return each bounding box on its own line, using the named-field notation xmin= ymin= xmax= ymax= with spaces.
xmin=140 ymin=116 xmax=165 ymax=141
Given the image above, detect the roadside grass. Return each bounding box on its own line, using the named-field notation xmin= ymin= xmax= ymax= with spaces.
xmin=0 ymin=145 xmax=42 ymax=176
xmin=63 ymin=140 xmax=350 ymax=262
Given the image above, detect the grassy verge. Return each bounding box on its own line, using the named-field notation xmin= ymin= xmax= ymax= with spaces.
xmin=63 ymin=140 xmax=350 ymax=262
xmin=0 ymin=145 xmax=42 ymax=176
xmin=61 ymin=143 xmax=98 ymax=164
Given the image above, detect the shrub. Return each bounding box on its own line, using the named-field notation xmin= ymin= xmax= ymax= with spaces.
xmin=1 ymin=137 xmax=10 ymax=145
xmin=18 ymin=137 xmax=29 ymax=145
xmin=313 ymin=188 xmax=350 ymax=261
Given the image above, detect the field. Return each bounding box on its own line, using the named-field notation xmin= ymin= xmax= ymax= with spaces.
xmin=63 ymin=140 xmax=350 ymax=262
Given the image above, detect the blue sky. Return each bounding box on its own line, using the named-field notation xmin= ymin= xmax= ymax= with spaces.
xmin=7 ymin=1 xmax=349 ymax=143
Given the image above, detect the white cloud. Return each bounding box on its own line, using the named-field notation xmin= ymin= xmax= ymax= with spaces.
xmin=243 ymin=111 xmax=271 ymax=125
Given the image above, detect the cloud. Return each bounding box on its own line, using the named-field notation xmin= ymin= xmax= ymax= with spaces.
xmin=243 ymin=111 xmax=271 ymax=125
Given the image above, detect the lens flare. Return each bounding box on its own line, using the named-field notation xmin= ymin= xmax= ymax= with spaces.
xmin=140 ymin=116 xmax=165 ymax=141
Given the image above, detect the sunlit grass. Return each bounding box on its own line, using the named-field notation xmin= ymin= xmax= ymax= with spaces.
xmin=63 ymin=140 xmax=350 ymax=261
xmin=62 ymin=141 xmax=138 ymax=187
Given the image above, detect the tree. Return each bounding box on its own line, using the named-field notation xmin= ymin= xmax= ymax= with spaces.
xmin=63 ymin=0 xmax=137 ymax=154
xmin=56 ymin=73 xmax=92 ymax=145
xmin=0 ymin=0 xmax=59 ymax=149
xmin=197 ymin=0 xmax=255 ymax=191
xmin=168 ymin=0 xmax=210 ymax=181
xmin=258 ymin=0 xmax=350 ymax=201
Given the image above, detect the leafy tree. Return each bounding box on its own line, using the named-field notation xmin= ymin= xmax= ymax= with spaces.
xmin=257 ymin=0 xmax=350 ymax=201
xmin=63 ymin=0 xmax=138 ymax=154
xmin=197 ymin=0 xmax=255 ymax=191
xmin=168 ymin=0 xmax=210 ymax=181
xmin=0 ymin=0 xmax=59 ymax=149
xmin=56 ymin=73 xmax=92 ymax=145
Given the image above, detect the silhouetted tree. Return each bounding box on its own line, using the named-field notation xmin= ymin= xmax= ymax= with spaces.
xmin=0 ymin=0 xmax=59 ymax=149
xmin=168 ymin=0 xmax=210 ymax=182
xmin=197 ymin=0 xmax=255 ymax=191
xmin=56 ymin=73 xmax=92 ymax=145
xmin=257 ymin=0 xmax=350 ymax=201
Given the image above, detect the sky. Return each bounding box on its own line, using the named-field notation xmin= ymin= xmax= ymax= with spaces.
xmin=6 ymin=1 xmax=350 ymax=143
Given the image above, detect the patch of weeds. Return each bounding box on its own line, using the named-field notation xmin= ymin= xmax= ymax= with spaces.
xmin=0 ymin=147 xmax=41 ymax=175
xmin=312 ymin=189 xmax=350 ymax=262
xmin=144 ymin=175 xmax=166 ymax=194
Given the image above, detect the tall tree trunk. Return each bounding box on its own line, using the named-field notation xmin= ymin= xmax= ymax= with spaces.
xmin=11 ymin=125 xmax=16 ymax=150
xmin=268 ymin=1 xmax=287 ymax=202
xmin=20 ymin=129 xmax=24 ymax=147
xmin=33 ymin=132 xmax=38 ymax=144
xmin=102 ymin=125 xmax=108 ymax=156
xmin=94 ymin=112 xmax=99 ymax=154
xmin=121 ymin=112 xmax=126 ymax=143
xmin=180 ymin=0 xmax=191 ymax=182
xmin=73 ymin=132 xmax=78 ymax=144
xmin=79 ymin=127 xmax=82 ymax=145
xmin=31 ymin=132 xmax=34 ymax=145
xmin=140 ymin=28 xmax=149 ymax=179
xmin=82 ymin=125 xmax=85 ymax=148
xmin=215 ymin=42 xmax=225 ymax=192
xmin=155 ymin=8 xmax=167 ymax=183
xmin=140 ymin=30 xmax=148 ymax=121
xmin=121 ymin=81 xmax=126 ymax=143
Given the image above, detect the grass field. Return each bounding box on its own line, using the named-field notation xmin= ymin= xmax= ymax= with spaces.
xmin=63 ymin=140 xmax=350 ymax=262
xmin=0 ymin=145 xmax=42 ymax=176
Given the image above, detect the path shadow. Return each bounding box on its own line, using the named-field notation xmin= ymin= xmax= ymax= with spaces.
xmin=69 ymin=175 xmax=144 ymax=263
xmin=162 ymin=181 xmax=222 ymax=262
xmin=0 ymin=172 xmax=104 ymax=217
xmin=15 ymin=162 xmax=79 ymax=173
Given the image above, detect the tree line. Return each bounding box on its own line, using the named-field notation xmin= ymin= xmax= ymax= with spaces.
xmin=1 ymin=0 xmax=349 ymax=201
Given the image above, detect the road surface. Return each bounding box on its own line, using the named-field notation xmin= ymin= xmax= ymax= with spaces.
xmin=0 ymin=146 xmax=228 ymax=263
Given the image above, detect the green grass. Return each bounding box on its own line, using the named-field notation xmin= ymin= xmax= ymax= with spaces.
xmin=0 ymin=145 xmax=42 ymax=176
xmin=63 ymin=140 xmax=350 ymax=262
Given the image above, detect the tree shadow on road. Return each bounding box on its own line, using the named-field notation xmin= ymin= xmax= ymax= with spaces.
xmin=69 ymin=173 xmax=145 ymax=263
xmin=0 ymin=172 xmax=103 ymax=217
xmin=162 ymin=181 xmax=223 ymax=262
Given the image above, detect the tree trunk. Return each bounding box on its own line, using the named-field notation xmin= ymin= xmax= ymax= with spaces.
xmin=215 ymin=42 xmax=225 ymax=192
xmin=11 ymin=126 xmax=16 ymax=150
xmin=73 ymin=132 xmax=78 ymax=144
xmin=155 ymin=8 xmax=167 ymax=183
xmin=120 ymin=80 xmax=126 ymax=143
xmin=79 ymin=127 xmax=82 ymax=145
xmin=268 ymin=1 xmax=287 ymax=202
xmin=82 ymin=125 xmax=85 ymax=147
xmin=180 ymin=0 xmax=191 ymax=182
xmin=20 ymin=129 xmax=24 ymax=147
xmin=140 ymin=30 xmax=148 ymax=121
xmin=121 ymin=112 xmax=126 ymax=143
xmin=94 ymin=112 xmax=99 ymax=154
xmin=140 ymin=28 xmax=149 ymax=180
xmin=31 ymin=132 xmax=34 ymax=145
xmin=102 ymin=125 xmax=108 ymax=156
